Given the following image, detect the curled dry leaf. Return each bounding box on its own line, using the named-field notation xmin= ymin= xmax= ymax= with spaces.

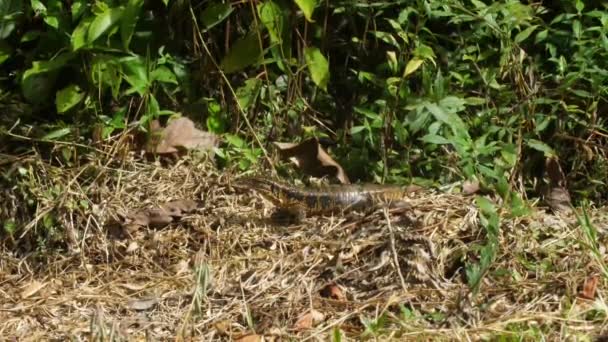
xmin=21 ymin=280 xmax=45 ymax=299
xmin=294 ymin=309 xmax=325 ymax=331
xmin=579 ymin=275 xmax=600 ymax=300
xmin=146 ymin=117 xmax=219 ymax=154
xmin=273 ymin=138 xmax=350 ymax=184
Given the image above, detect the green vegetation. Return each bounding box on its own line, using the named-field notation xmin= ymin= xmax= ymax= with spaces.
xmin=1 ymin=0 xmax=608 ymax=340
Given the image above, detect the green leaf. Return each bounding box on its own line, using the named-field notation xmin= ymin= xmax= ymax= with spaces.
xmin=220 ymin=32 xmax=263 ymax=74
xmin=120 ymin=0 xmax=143 ymax=50
xmin=0 ymin=40 xmax=11 ymax=65
xmin=71 ymin=15 xmax=94 ymax=50
xmin=91 ymin=55 xmax=122 ymax=99
xmin=420 ymin=134 xmax=450 ymax=145
xmin=87 ymin=6 xmax=123 ymax=44
xmin=235 ymin=78 xmax=262 ymax=110
xmin=304 ymin=46 xmax=329 ymax=91
xmin=425 ymin=102 xmax=469 ymax=139
xmin=42 ymin=127 xmax=71 ymax=140
xmin=258 ymin=0 xmax=284 ymax=44
xmin=200 ymin=2 xmax=233 ymax=30
xmin=0 ymin=0 xmax=22 ymax=39
xmin=71 ymin=0 xmax=87 ymax=21
xmin=526 ymin=139 xmax=555 ymax=157
xmin=22 ymin=52 xmax=74 ymax=81
xmin=150 ymin=66 xmax=177 ymax=84
xmin=121 ymin=56 xmax=149 ymax=95
xmin=403 ymin=58 xmax=423 ymax=77
xmin=515 ymin=25 xmax=538 ymax=43
xmin=55 ymin=84 xmax=85 ymax=113
xmin=294 ymin=0 xmax=316 ymax=22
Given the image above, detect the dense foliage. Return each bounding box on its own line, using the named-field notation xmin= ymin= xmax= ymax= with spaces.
xmin=1 ymin=0 xmax=607 ymax=202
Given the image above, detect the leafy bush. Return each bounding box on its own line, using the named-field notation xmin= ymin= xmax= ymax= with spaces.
xmin=0 ymin=0 xmax=607 ymax=204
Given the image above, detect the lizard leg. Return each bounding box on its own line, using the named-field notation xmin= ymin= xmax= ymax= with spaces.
xmin=270 ymin=203 xmax=307 ymax=225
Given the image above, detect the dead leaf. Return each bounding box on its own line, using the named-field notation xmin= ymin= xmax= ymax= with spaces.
xmin=462 ymin=179 xmax=480 ymax=195
xmin=128 ymin=297 xmax=158 ymax=311
xmin=234 ymin=334 xmax=263 ymax=342
xmin=21 ymin=280 xmax=45 ymax=299
xmin=147 ymin=117 xmax=218 ymax=154
xmin=274 ymin=138 xmax=350 ymax=184
xmin=122 ymin=199 xmax=200 ymax=232
xmin=319 ymin=283 xmax=346 ymax=301
xmin=294 ymin=309 xmax=325 ymax=331
xmin=579 ymin=275 xmax=599 ymax=300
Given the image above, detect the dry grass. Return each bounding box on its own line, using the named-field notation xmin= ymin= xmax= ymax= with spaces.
xmin=1 ymin=155 xmax=608 ymax=341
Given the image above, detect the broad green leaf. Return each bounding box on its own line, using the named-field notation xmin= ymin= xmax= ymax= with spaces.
xmin=464 ymin=97 xmax=486 ymax=105
xmin=420 ymin=134 xmax=450 ymax=145
xmin=20 ymin=30 xmax=40 ymax=42
xmin=294 ymin=0 xmax=316 ymax=22
xmin=121 ymin=56 xmax=148 ymax=95
xmin=258 ymin=0 xmax=284 ymax=44
xmin=120 ymin=0 xmax=143 ymax=50
xmin=220 ymin=32 xmax=262 ymax=73
xmin=71 ymin=0 xmax=86 ymax=21
xmin=200 ymin=2 xmax=233 ymax=30
xmin=42 ymin=127 xmax=71 ymax=140
xmin=526 ymin=139 xmax=555 ymax=157
xmin=150 ymin=66 xmax=177 ymax=84
xmin=515 ymin=25 xmax=538 ymax=43
xmin=55 ymin=84 xmax=85 ymax=113
xmin=224 ymin=133 xmax=245 ymax=148
xmin=39 ymin=0 xmax=64 ymax=30
xmin=0 ymin=0 xmax=22 ymax=39
xmin=91 ymin=55 xmax=122 ymax=99
xmin=235 ymin=78 xmax=262 ymax=110
xmin=71 ymin=15 xmax=94 ymax=50
xmin=403 ymin=58 xmax=423 ymax=77
xmin=87 ymin=6 xmax=123 ymax=44
xmin=425 ymin=102 xmax=468 ymax=138
xmin=22 ymin=52 xmax=74 ymax=80
xmin=0 ymin=40 xmax=11 ymax=65
xmin=30 ymin=0 xmax=46 ymax=15
xmin=304 ymin=46 xmax=329 ymax=91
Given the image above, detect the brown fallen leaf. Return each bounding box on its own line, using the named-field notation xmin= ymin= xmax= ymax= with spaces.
xmin=294 ymin=309 xmax=325 ymax=331
xmin=122 ymin=199 xmax=200 ymax=232
xmin=274 ymin=138 xmax=350 ymax=184
xmin=579 ymin=275 xmax=599 ymax=300
xmin=21 ymin=280 xmax=46 ymax=299
xmin=147 ymin=117 xmax=218 ymax=154
xmin=319 ymin=283 xmax=346 ymax=301
xmin=234 ymin=334 xmax=263 ymax=342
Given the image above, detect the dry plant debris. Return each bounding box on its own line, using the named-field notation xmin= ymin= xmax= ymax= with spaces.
xmin=1 ymin=157 xmax=608 ymax=340
xmin=273 ymin=138 xmax=350 ymax=184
